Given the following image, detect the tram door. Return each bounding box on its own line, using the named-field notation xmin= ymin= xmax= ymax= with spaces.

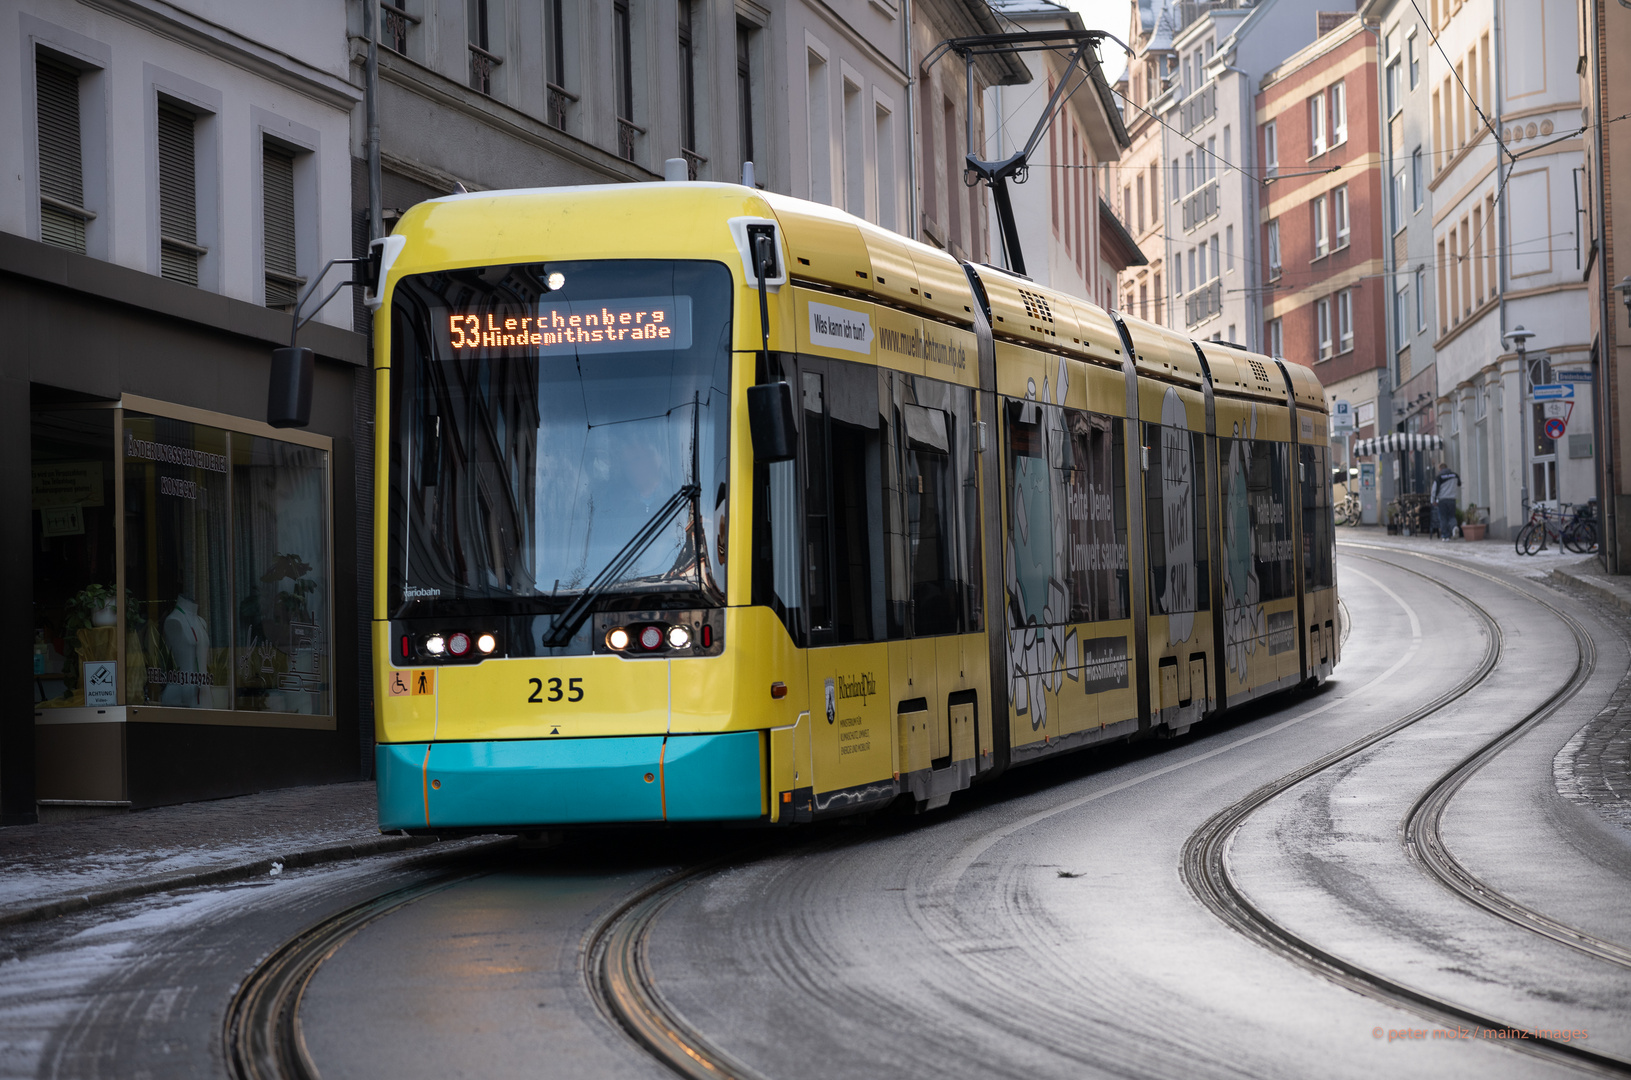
xmin=798 ymin=362 xmax=893 ymax=806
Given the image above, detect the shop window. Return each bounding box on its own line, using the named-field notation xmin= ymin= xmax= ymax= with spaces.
xmin=32 ymin=402 xmax=332 ymax=719
xmin=31 ymin=408 xmax=119 ymax=708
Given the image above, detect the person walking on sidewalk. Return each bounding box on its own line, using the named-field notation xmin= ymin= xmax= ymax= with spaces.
xmin=1431 ymin=461 xmax=1460 ymax=540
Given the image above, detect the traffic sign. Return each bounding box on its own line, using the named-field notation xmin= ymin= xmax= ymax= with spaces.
xmin=1533 ymin=383 xmax=1575 ymax=401
xmin=1557 ymin=369 xmax=1594 ymax=383
xmin=1544 ymin=417 xmax=1567 ymax=440
xmin=1333 ymin=399 xmax=1353 ymax=432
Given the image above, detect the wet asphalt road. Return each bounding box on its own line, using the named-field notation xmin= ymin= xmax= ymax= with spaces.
xmin=4 ymin=547 xmax=1630 ymax=1079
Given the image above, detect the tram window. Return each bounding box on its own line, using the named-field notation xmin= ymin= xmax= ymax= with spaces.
xmin=884 ymin=372 xmax=977 ymax=638
xmin=760 ymin=354 xmax=804 ymax=634
xmin=1145 ymin=424 xmax=1209 ymax=616
xmin=1007 ymin=400 xmax=1128 ymax=629
xmin=1301 ymin=443 xmax=1334 ymax=589
xmin=1219 ymin=437 xmax=1295 ymax=606
xmin=801 ymin=358 xmax=887 ymax=644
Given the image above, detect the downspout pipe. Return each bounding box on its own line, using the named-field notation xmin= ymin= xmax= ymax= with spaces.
xmin=904 ymin=0 xmax=918 ymax=240
xmin=366 ymin=0 xmax=382 ymax=242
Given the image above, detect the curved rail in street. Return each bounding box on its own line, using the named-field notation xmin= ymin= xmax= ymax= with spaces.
xmin=1391 ymin=548 xmax=1631 ymax=970
xmin=584 ymin=861 xmax=765 ymax=1080
xmin=1184 ymin=546 xmax=1631 ymax=1077
xmin=223 ymin=872 xmax=480 ymax=1080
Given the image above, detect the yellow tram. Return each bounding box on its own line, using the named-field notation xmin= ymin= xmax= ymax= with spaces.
xmin=367 ymin=183 xmax=1337 ymax=830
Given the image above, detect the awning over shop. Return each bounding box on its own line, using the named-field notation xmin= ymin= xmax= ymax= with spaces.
xmin=1351 ymin=432 xmax=1444 ymax=455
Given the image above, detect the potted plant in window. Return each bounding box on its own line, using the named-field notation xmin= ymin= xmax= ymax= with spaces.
xmin=1460 ymin=504 xmax=1487 ymax=542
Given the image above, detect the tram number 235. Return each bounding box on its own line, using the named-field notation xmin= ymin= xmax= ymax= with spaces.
xmin=528 ymin=677 xmax=584 ymax=704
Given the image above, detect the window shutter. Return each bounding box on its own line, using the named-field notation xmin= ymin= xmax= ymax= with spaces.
xmin=36 ymin=56 xmax=86 ymax=253
xmin=158 ymin=104 xmax=198 ymax=285
xmin=263 ymin=144 xmax=299 ymax=308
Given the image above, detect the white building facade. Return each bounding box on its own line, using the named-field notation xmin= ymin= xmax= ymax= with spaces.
xmin=1413 ymin=0 xmax=1593 ymax=535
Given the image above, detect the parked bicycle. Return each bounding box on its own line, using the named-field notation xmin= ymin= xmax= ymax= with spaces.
xmin=1334 ymin=490 xmax=1362 ymax=527
xmin=1515 ymin=500 xmax=1598 ymax=555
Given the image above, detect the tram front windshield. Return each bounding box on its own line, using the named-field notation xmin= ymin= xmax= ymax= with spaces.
xmin=388 ymin=259 xmax=733 ymax=616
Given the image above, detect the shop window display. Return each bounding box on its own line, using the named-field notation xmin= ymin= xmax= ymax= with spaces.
xmin=32 ymin=404 xmax=331 ymax=718
xmin=32 ymin=409 xmax=120 ymax=708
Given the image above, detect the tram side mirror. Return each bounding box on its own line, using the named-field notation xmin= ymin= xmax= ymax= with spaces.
xmin=747 ymin=382 xmax=797 ymax=462
xmin=267 ymin=346 xmax=315 ymax=428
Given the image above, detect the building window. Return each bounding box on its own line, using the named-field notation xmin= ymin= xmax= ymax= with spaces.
xmin=1136 ymin=174 xmax=1146 ymax=233
xmin=807 ymin=52 xmax=831 ymax=204
xmin=875 ymin=103 xmax=895 ymax=230
xmin=1264 ymin=120 xmax=1277 ymax=175
xmin=1171 ymin=158 xmax=1180 ymax=201
xmin=1308 ymin=92 xmax=1326 ymax=156
xmin=1408 ymin=29 xmax=1419 ymax=88
xmin=37 ymin=54 xmax=89 ymax=254
xmin=1391 ymin=169 xmax=1406 ymax=234
xmin=1386 ymin=58 xmax=1401 ymax=117
xmin=1267 ymin=219 xmax=1281 ymax=278
xmin=382 ymin=0 xmax=416 ymax=55
xmin=157 ymin=102 xmax=200 ymax=285
xmin=737 ymin=24 xmax=755 ymax=170
xmin=1329 ymin=81 xmax=1347 ymax=145
xmin=1209 ymin=233 xmax=1219 ymax=280
xmin=545 ymin=0 xmax=568 ymax=128
xmin=615 ymin=0 xmax=636 ymax=160
xmin=1337 ymin=288 xmax=1353 ymax=352
xmin=1332 ymin=185 xmax=1349 ymax=248
xmin=1139 ymin=282 xmax=1149 ymax=320
xmin=1225 ymin=224 xmax=1234 ymax=271
xmin=678 ymin=0 xmax=697 ymax=157
xmin=1317 ymin=297 xmax=1332 ymax=358
xmin=1313 ymin=195 xmax=1328 ymax=257
xmin=1267 ymin=317 xmax=1283 ymax=357
xmin=262 ymin=142 xmax=301 ymax=310
xmin=1395 ymin=279 xmax=1409 ymax=352
xmin=1411 ymin=147 xmax=1423 ymax=211
xmin=1415 ymin=266 xmax=1427 ymax=331
xmin=1150 ymin=163 xmax=1161 ymax=223
xmin=843 ymin=77 xmax=864 ymax=217
xmin=1154 ymin=271 xmax=1163 ymax=324
xmin=467 ymin=0 xmax=501 ymax=96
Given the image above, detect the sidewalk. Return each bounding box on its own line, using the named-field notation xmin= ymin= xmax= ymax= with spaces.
xmin=1335 ymin=522 xmax=1600 ymax=578
xmin=0 ymin=781 xmax=435 ymax=929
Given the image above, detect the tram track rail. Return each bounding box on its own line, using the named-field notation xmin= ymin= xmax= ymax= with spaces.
xmin=223 ymin=870 xmax=483 ymax=1080
xmin=583 ymin=859 xmax=765 ymax=1080
xmin=1184 ymin=544 xmax=1631 ymax=1076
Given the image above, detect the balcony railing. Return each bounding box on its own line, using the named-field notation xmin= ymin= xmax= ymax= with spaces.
xmin=469 ymin=43 xmax=502 ymax=95
xmin=1185 ymin=279 xmax=1222 ymax=327
xmin=380 ymin=2 xmax=418 ymax=54
xmin=617 ymin=117 xmax=643 ymax=162
xmin=1178 ymin=85 xmax=1216 ymax=135
xmin=546 ymin=82 xmax=578 ymax=130
xmin=681 ymin=148 xmax=706 ymax=181
xmin=1182 ymin=178 xmax=1218 ymax=231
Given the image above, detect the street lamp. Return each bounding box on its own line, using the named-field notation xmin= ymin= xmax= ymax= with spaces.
xmin=1505 ymin=324 xmax=1538 ymax=509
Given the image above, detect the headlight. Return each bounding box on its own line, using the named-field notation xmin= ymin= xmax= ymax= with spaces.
xmin=476 ymin=632 xmax=497 ymax=654
xmin=424 ymin=634 xmax=446 ymax=655
xmin=606 ymin=626 xmax=630 ymax=651
xmin=667 ymin=625 xmax=691 ymax=649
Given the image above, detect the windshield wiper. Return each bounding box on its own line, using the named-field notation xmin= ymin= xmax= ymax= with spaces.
xmin=540 ymin=483 xmax=701 ymax=649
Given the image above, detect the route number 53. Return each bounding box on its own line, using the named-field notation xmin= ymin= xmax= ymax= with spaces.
xmin=528 ymin=677 xmax=583 ymax=703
